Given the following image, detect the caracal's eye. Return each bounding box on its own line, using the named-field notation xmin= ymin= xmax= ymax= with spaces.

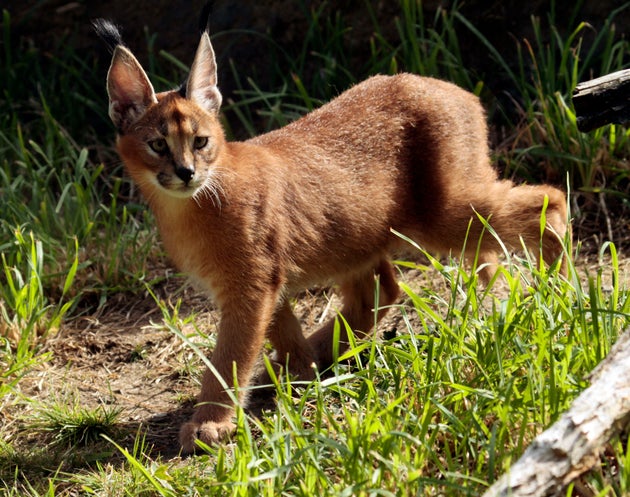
xmin=148 ymin=138 xmax=168 ymax=154
xmin=193 ymin=136 xmax=208 ymax=150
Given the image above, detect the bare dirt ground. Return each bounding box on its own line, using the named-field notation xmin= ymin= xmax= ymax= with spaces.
xmin=7 ymin=220 xmax=630 ymax=462
xmin=15 ymin=272 xmax=428 ymax=459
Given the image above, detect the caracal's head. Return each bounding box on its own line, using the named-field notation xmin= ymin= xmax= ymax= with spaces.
xmin=103 ymin=23 xmax=225 ymax=202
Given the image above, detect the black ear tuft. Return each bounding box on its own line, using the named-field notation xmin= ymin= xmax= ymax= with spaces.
xmin=178 ymin=80 xmax=188 ymax=98
xmin=92 ymin=18 xmax=124 ymax=52
xmin=198 ymin=1 xmax=214 ymax=34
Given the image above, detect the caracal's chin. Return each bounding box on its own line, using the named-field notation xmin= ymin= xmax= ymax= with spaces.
xmin=163 ymin=184 xmax=200 ymax=199
xmin=149 ymin=174 xmax=204 ymax=199
xmin=151 ymin=173 xmax=224 ymax=205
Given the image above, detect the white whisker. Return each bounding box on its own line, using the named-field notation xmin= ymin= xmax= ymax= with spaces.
xmin=193 ymin=168 xmax=226 ymax=209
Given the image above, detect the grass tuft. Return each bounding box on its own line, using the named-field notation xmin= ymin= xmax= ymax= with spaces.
xmin=29 ymin=398 xmax=122 ymax=448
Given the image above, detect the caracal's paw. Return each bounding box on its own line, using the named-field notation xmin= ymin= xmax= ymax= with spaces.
xmin=179 ymin=419 xmax=236 ymax=454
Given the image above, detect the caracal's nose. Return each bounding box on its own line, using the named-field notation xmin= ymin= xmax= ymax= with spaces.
xmin=175 ymin=165 xmax=195 ymax=184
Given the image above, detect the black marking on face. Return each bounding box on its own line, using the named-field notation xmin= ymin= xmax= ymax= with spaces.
xmin=170 ymin=108 xmax=185 ymax=127
xmin=157 ymin=119 xmax=169 ymax=138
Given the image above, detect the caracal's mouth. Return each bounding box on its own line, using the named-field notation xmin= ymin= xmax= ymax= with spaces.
xmin=152 ymin=173 xmax=223 ymax=206
xmin=153 ymin=173 xmax=202 ymax=198
xmin=143 ymin=168 xmax=223 ymax=205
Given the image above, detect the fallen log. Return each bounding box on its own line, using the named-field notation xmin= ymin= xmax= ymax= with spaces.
xmin=573 ymin=68 xmax=630 ymax=132
xmin=482 ymin=331 xmax=630 ymax=497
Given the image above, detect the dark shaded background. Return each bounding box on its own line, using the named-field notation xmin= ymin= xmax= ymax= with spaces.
xmin=6 ymin=1 xmax=628 ymax=107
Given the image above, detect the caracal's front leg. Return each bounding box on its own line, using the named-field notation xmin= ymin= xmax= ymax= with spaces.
xmin=179 ymin=289 xmax=279 ymax=453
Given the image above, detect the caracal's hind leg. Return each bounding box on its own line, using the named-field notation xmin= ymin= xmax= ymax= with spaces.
xmin=265 ymin=298 xmax=318 ymax=381
xmin=307 ymin=259 xmax=400 ymax=370
xmin=477 ymin=251 xmax=499 ymax=284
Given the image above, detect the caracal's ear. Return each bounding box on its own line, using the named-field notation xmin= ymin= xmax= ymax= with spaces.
xmin=186 ymin=32 xmax=222 ymax=113
xmin=106 ymin=46 xmax=157 ymax=132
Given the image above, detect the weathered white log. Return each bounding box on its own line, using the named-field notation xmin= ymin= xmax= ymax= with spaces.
xmin=482 ymin=331 xmax=630 ymax=497
xmin=573 ymin=68 xmax=630 ymax=132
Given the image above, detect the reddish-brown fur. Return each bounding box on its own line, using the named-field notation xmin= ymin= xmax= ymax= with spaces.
xmin=104 ymin=31 xmax=568 ymax=453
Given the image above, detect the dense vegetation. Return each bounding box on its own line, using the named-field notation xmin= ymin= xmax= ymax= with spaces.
xmin=1 ymin=2 xmax=629 ymax=495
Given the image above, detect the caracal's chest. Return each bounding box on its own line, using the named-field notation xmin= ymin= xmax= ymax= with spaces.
xmin=152 ymin=198 xmax=226 ymax=294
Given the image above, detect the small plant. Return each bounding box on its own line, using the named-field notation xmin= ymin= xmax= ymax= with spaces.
xmin=29 ymin=398 xmax=122 ymax=448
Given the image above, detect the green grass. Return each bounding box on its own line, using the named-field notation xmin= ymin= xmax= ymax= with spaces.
xmin=1 ymin=2 xmax=630 ymax=496
xmin=6 ymin=252 xmax=626 ymax=496
xmin=29 ymin=398 xmax=122 ymax=448
xmin=460 ymin=2 xmax=630 ymax=197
